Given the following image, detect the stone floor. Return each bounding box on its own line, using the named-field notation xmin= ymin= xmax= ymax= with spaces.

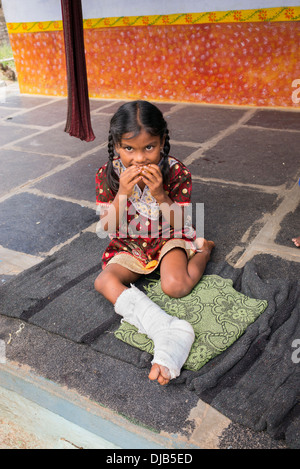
xmin=0 ymin=83 xmax=299 ymax=449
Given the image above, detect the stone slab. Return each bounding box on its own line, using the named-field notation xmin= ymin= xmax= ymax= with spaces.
xmin=0 ymin=193 xmax=97 ymax=255
xmin=0 ymin=246 xmax=43 ymax=276
xmin=6 ymin=99 xmax=118 ymax=127
xmin=170 ymin=144 xmax=199 ymax=161
xmin=0 ymin=106 xmax=19 ymax=119
xmin=94 ymin=100 xmax=127 ymax=114
xmin=276 ymin=200 xmax=300 ymax=249
xmin=188 ymin=127 xmax=300 ymax=187
xmin=246 ymin=110 xmax=300 ymax=131
xmin=0 ymin=95 xmax=54 ymax=109
xmin=94 ymin=101 xmax=176 ymax=116
xmin=191 ymin=180 xmax=279 ymax=263
xmin=6 ymin=99 xmax=69 ymax=127
xmin=33 ymin=147 xmax=109 ymax=203
xmin=15 ymin=114 xmax=110 ymax=157
xmin=165 ymin=106 xmax=246 ymax=143
xmin=89 ymin=99 xmax=120 ymax=112
xmin=0 ymin=123 xmax=37 ymax=146
xmin=0 ymin=149 xmax=66 ymax=197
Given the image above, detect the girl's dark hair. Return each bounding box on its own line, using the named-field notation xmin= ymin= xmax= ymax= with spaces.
xmin=106 ymin=100 xmax=170 ymax=193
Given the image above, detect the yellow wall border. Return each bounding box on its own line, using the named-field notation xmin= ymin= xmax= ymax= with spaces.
xmin=6 ymin=7 xmax=300 ymax=34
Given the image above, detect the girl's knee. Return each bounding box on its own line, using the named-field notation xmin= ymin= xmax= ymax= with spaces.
xmin=94 ymin=273 xmax=104 ymax=293
xmin=94 ymin=270 xmax=111 ymax=294
xmin=161 ymin=275 xmax=192 ymax=298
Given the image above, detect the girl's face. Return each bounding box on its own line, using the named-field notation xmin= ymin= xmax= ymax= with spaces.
xmin=115 ymin=129 xmax=163 ymax=168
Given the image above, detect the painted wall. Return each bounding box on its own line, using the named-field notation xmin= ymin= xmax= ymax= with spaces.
xmin=2 ymin=0 xmax=300 ymax=107
xmin=3 ymin=0 xmax=300 ymax=21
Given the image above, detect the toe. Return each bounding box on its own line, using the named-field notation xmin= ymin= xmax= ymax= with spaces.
xmin=158 ymin=375 xmax=170 ymax=386
xmin=158 ymin=366 xmax=171 ymax=385
xmin=148 ymin=363 xmax=160 ymax=381
xmin=149 ymin=364 xmax=171 ymax=385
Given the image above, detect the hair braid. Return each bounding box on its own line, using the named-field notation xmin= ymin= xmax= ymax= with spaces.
xmin=163 ymin=128 xmax=170 ymax=158
xmin=106 ymin=130 xmax=120 ymax=193
xmin=108 ymin=130 xmax=115 ymax=160
xmin=161 ymin=127 xmax=170 ymax=186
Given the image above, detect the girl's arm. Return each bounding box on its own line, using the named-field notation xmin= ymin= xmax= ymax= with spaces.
xmin=157 ymin=193 xmax=185 ymax=231
xmin=100 ymin=165 xmax=142 ymax=232
xmin=140 ymin=165 xmax=185 ymax=229
xmin=99 ymin=192 xmax=127 ymax=233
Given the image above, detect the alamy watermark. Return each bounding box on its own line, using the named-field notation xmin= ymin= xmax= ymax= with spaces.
xmin=0 ymin=84 xmax=6 ymax=104
xmin=292 ymin=339 xmax=300 ymax=364
xmin=292 ymin=79 xmax=300 ymax=104
xmin=96 ymin=201 xmax=204 ymax=240
xmin=0 ymin=339 xmax=6 ymax=364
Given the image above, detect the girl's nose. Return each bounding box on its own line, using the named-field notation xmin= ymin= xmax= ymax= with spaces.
xmin=135 ymin=152 xmax=146 ymax=164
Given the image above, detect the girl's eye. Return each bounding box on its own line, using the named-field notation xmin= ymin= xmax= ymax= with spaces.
xmin=146 ymin=145 xmax=154 ymax=151
xmin=124 ymin=146 xmax=133 ymax=151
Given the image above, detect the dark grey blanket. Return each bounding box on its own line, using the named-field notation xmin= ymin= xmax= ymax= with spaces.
xmin=179 ymin=259 xmax=300 ymax=449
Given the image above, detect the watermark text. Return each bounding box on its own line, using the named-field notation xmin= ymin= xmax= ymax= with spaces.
xmin=291 ymin=339 xmax=300 ymax=364
xmin=96 ymin=201 xmax=204 ymax=240
xmin=0 ymin=84 xmax=7 ymax=104
xmin=292 ymin=79 xmax=300 ymax=104
xmin=0 ymin=339 xmax=6 ymax=364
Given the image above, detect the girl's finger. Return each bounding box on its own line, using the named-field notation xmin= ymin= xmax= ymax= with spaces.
xmin=141 ymin=173 xmax=155 ymax=186
xmin=143 ymin=164 xmax=161 ymax=176
xmin=121 ymin=166 xmax=140 ymax=183
xmin=142 ymin=167 xmax=162 ymax=186
xmin=141 ymin=168 xmax=151 ymax=180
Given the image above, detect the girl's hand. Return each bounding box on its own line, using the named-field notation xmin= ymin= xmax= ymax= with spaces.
xmin=141 ymin=164 xmax=165 ymax=202
xmin=118 ymin=165 xmax=142 ymax=197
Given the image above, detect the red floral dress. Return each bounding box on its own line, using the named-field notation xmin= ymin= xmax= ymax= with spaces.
xmin=95 ymin=156 xmax=197 ymax=274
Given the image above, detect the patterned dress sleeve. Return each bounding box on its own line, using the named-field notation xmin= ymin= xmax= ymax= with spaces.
xmin=167 ymin=160 xmax=192 ymax=205
xmin=95 ymin=164 xmax=116 ymax=212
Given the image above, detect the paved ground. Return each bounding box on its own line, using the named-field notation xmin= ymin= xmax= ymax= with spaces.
xmin=0 ymin=83 xmax=299 ymax=449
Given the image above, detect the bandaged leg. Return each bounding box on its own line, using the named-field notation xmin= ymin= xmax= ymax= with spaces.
xmin=114 ymin=285 xmax=195 ymax=380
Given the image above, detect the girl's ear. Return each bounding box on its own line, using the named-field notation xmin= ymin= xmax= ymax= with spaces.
xmin=114 ymin=144 xmax=120 ymax=156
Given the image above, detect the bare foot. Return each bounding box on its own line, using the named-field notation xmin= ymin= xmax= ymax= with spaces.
xmin=148 ymin=363 xmax=171 ymax=386
xmin=195 ymin=237 xmax=215 ymax=255
xmin=292 ymin=236 xmax=300 ymax=247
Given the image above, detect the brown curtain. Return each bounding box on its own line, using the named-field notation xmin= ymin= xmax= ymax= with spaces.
xmin=61 ymin=0 xmax=95 ymax=142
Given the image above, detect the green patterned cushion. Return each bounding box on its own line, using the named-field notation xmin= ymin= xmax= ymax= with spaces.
xmin=114 ymin=275 xmax=268 ymax=372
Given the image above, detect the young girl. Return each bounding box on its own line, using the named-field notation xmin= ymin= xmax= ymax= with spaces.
xmin=94 ymin=101 xmax=215 ymax=385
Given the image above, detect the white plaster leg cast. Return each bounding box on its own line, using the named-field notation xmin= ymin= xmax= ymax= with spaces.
xmin=114 ymin=285 xmax=195 ymax=379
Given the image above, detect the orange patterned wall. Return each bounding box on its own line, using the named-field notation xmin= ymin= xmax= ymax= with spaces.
xmin=9 ymin=21 xmax=300 ymax=107
xmin=9 ymin=31 xmax=67 ymax=96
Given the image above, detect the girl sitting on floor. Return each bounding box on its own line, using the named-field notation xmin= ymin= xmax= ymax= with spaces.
xmin=94 ymin=100 xmax=214 ymax=385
